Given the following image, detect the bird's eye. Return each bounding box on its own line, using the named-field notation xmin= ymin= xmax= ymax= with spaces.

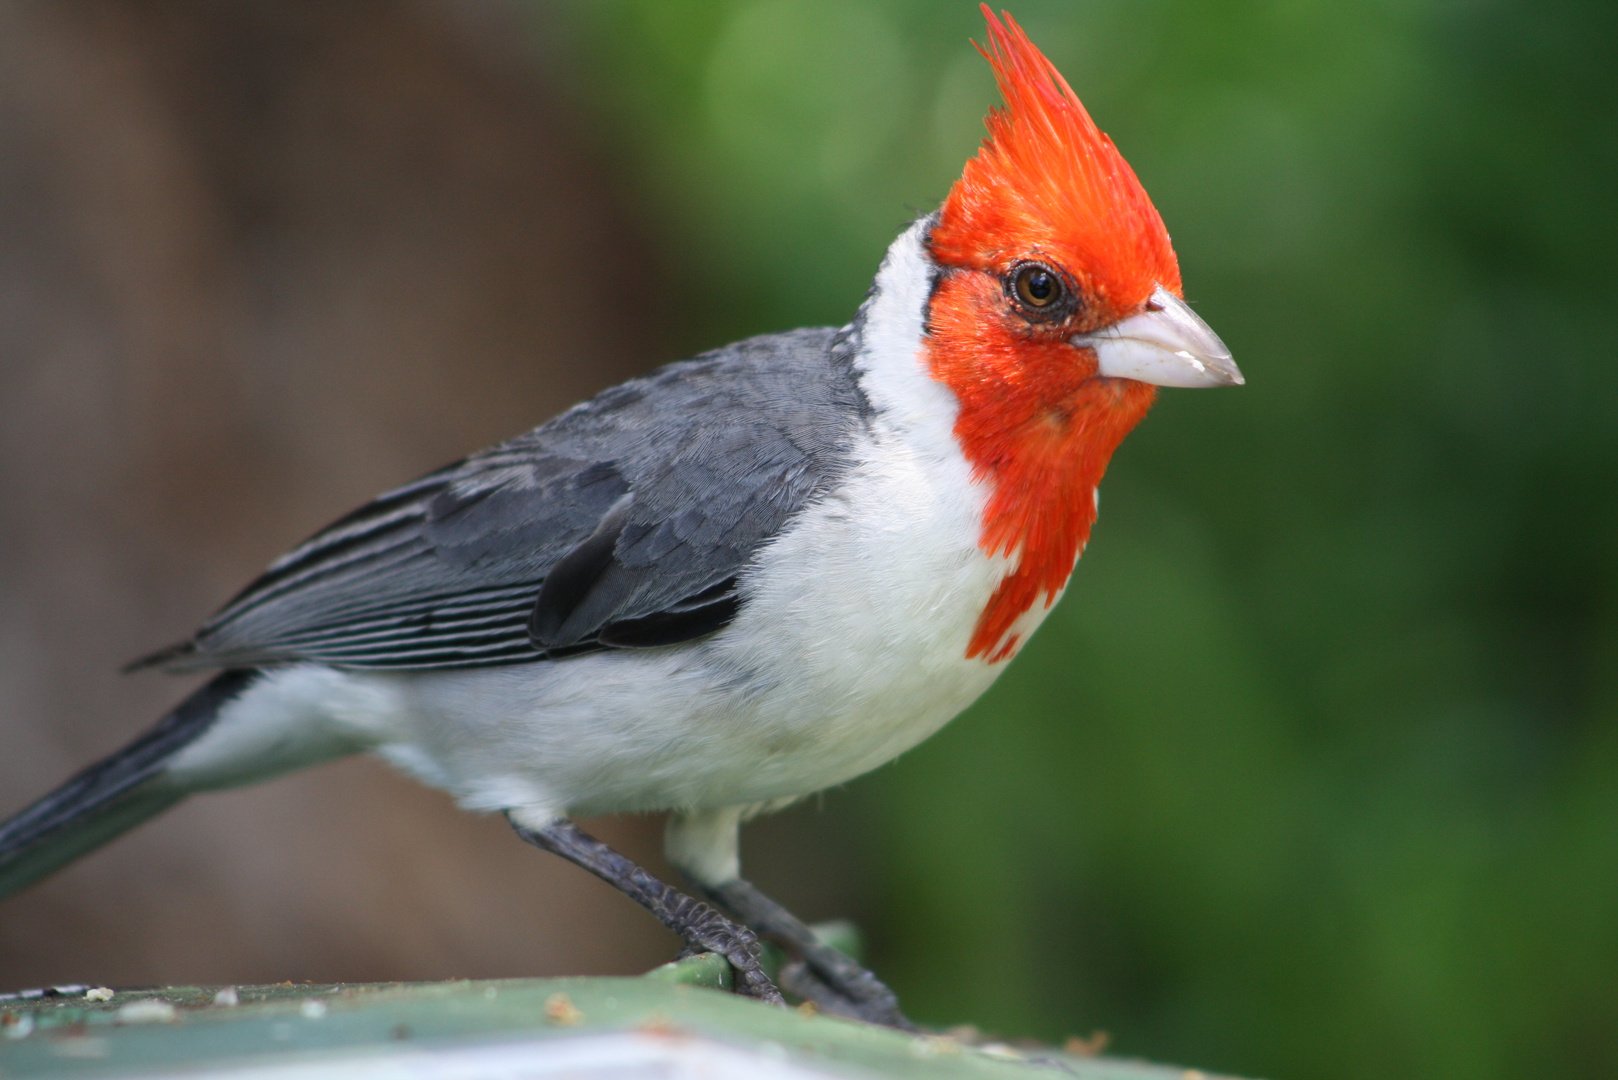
xmin=1011 ymin=263 xmax=1064 ymax=313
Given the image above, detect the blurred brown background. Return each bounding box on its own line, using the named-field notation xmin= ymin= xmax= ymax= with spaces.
xmin=0 ymin=0 xmax=691 ymax=988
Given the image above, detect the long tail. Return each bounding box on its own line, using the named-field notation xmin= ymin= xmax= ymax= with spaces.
xmin=0 ymin=670 xmax=257 ymax=900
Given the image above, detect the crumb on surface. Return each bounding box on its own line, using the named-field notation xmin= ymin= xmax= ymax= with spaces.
xmin=543 ymin=992 xmax=584 ymax=1026
xmin=1064 ymin=1030 xmax=1111 ymax=1057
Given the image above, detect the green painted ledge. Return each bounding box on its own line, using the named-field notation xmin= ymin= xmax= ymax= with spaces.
xmin=0 ymin=957 xmax=1248 ymax=1079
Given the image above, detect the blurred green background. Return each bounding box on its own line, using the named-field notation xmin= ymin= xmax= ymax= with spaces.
xmin=546 ymin=2 xmax=1618 ymax=1078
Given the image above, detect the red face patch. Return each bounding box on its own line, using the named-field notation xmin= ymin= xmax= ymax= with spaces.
xmin=928 ymin=7 xmax=1178 ymax=661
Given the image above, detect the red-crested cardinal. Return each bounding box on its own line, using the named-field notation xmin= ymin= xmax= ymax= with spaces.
xmin=0 ymin=8 xmax=1239 ymax=1025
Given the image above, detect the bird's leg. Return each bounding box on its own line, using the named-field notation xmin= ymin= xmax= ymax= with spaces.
xmin=506 ymin=815 xmax=783 ymax=1004
xmin=703 ymin=876 xmax=913 ymax=1030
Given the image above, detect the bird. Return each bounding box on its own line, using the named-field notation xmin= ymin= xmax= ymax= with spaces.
xmin=0 ymin=6 xmax=1240 ymax=1027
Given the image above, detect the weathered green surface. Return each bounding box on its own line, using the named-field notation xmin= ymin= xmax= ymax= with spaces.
xmin=0 ymin=959 xmax=1241 ymax=1079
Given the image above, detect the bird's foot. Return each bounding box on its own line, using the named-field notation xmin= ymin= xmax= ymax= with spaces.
xmin=653 ymin=886 xmax=781 ymax=1002
xmin=704 ymin=878 xmax=913 ymax=1029
xmin=774 ymin=955 xmax=909 ymax=1027
xmin=783 ymin=949 xmax=910 ymax=1028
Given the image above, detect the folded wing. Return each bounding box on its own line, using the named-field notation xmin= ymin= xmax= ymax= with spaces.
xmin=137 ymin=326 xmax=869 ymax=672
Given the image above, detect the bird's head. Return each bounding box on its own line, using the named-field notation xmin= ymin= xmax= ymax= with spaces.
xmin=925 ymin=7 xmax=1241 ymax=661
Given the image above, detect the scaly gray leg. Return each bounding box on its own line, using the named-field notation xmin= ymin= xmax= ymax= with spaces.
xmin=705 ymin=877 xmax=912 ymax=1029
xmin=507 ymin=815 xmax=783 ymax=1004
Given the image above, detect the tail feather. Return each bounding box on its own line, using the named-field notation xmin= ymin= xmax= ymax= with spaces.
xmin=0 ymin=669 xmax=257 ymax=901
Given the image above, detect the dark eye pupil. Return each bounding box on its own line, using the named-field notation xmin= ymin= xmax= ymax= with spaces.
xmin=1016 ymin=267 xmax=1058 ymax=307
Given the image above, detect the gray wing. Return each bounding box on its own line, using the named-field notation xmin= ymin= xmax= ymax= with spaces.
xmin=138 ymin=326 xmax=870 ymax=672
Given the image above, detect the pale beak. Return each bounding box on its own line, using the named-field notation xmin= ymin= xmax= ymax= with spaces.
xmin=1073 ymin=285 xmax=1243 ymax=388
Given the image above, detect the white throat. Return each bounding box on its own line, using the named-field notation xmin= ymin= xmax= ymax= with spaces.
xmin=850 ymin=215 xmax=961 ymax=438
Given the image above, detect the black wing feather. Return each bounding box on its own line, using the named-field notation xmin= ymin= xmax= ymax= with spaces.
xmin=529 ymin=492 xmax=634 ymax=647
xmin=596 ymin=580 xmax=740 ymax=648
